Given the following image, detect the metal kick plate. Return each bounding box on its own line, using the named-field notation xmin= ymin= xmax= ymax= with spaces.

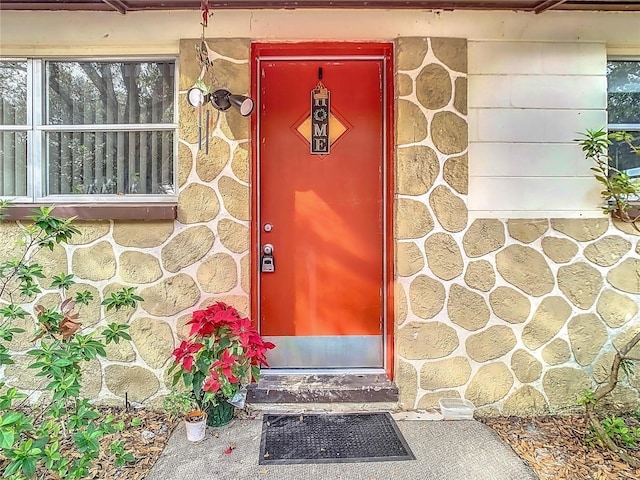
xmin=263 ymin=335 xmax=383 ymax=368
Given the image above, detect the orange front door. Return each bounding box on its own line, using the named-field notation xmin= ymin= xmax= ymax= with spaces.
xmin=254 ymin=45 xmax=388 ymax=368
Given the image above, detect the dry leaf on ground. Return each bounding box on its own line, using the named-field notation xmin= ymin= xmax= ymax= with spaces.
xmin=483 ymin=416 xmax=640 ymax=480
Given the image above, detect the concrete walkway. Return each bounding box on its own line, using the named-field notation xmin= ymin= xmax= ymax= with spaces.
xmin=147 ymin=412 xmax=538 ymax=480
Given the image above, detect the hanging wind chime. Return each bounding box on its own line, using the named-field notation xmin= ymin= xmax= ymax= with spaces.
xmin=196 ymin=0 xmax=213 ymax=154
xmin=188 ymin=0 xmax=255 ymax=153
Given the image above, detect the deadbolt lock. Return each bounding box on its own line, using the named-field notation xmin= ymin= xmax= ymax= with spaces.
xmin=261 ymin=244 xmax=275 ymax=273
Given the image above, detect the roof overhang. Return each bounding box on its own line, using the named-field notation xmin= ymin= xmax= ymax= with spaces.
xmin=1 ymin=0 xmax=640 ymax=14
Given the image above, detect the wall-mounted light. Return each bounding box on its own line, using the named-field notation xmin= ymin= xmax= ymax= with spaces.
xmin=187 ymin=86 xmax=254 ymax=117
xmin=212 ymin=89 xmax=255 ymax=117
xmin=187 ymin=86 xmax=207 ymax=108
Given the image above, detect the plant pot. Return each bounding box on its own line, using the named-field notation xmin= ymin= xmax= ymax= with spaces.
xmin=184 ymin=410 xmax=207 ymax=442
xmin=205 ymin=400 xmax=235 ymax=427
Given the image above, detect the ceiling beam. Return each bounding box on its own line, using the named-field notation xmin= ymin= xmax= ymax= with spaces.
xmin=533 ymin=0 xmax=567 ymax=13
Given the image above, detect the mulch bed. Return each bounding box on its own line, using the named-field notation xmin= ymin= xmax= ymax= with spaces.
xmin=0 ymin=406 xmax=177 ymax=480
xmin=483 ymin=415 xmax=640 ymax=480
xmin=85 ymin=408 xmax=177 ymax=480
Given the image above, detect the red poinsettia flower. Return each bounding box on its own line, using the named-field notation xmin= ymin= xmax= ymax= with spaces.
xmin=212 ymin=349 xmax=239 ymax=383
xmin=207 ymin=302 xmax=238 ymax=315
xmin=203 ymin=372 xmax=222 ymax=393
xmin=230 ymin=317 xmax=254 ymax=347
xmin=246 ymin=333 xmax=275 ymax=367
xmin=187 ymin=305 xmax=241 ymax=336
xmin=171 ymin=301 xmax=276 ymax=411
xmin=172 ymin=340 xmax=204 ymax=372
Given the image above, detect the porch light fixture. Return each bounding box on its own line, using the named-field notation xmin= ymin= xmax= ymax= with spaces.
xmin=187 ymin=86 xmax=254 ymax=117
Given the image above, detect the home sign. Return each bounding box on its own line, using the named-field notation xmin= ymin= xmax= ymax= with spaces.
xmin=311 ymin=84 xmax=330 ymax=155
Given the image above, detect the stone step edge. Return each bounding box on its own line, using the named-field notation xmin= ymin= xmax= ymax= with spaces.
xmin=247 ymin=373 xmax=399 ymax=403
xmin=244 ymin=401 xmax=400 ymax=414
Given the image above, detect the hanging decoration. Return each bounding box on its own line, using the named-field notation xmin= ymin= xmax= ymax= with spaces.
xmin=188 ymin=0 xmax=255 ymax=152
xmin=192 ymin=0 xmax=213 ymax=154
xmin=310 ymin=67 xmax=330 ymax=155
xmin=201 ymin=0 xmax=210 ymax=28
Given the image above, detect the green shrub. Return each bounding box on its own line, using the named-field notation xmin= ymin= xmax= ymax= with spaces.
xmin=0 ymin=204 xmax=142 ymax=479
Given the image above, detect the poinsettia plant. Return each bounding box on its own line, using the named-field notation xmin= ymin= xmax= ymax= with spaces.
xmin=168 ymin=302 xmax=275 ymax=411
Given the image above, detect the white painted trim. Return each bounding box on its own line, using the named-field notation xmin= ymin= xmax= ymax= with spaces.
xmin=261 ymin=368 xmax=387 ymax=375
xmin=1 ymin=10 xmax=640 ymax=56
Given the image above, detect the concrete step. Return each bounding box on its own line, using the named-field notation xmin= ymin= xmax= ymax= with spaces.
xmin=247 ymin=373 xmax=398 ymax=404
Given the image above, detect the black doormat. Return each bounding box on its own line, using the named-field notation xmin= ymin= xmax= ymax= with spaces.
xmin=259 ymin=412 xmax=415 ymax=465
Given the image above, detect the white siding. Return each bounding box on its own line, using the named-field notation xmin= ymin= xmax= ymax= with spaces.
xmin=468 ymin=108 xmax=606 ymax=143
xmin=469 ymin=75 xmax=607 ymax=109
xmin=468 ymin=177 xmax=600 ymax=213
xmin=469 ymin=143 xmax=590 ymax=177
xmin=468 ymin=41 xmax=608 ymax=218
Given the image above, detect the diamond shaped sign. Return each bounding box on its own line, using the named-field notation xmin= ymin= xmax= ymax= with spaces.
xmin=296 ymin=113 xmax=348 ymax=150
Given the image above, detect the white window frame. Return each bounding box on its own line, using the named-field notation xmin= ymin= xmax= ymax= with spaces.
xmin=0 ymin=56 xmax=179 ymax=203
xmin=607 ymin=56 xmax=640 ymax=177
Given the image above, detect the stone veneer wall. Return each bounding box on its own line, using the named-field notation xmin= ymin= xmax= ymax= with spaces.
xmin=4 ymin=36 xmax=640 ymax=416
xmin=2 ymin=38 xmax=252 ymax=407
xmin=395 ymin=37 xmax=640 ymax=415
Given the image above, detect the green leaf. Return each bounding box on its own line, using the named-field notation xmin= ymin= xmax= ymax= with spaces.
xmin=101 ymin=287 xmax=143 ymax=311
xmin=50 ymin=273 xmax=76 ymax=291
xmin=217 ymin=336 xmax=231 ymax=350
xmin=0 ymin=429 xmax=15 ymax=449
xmin=0 ymin=386 xmax=27 ymax=409
xmin=3 ymin=459 xmax=21 ymax=477
xmin=182 ymin=371 xmax=194 ymax=389
xmin=22 ymin=456 xmax=37 ymax=477
xmin=0 ymin=305 xmax=28 ymax=321
xmin=594 ymin=175 xmax=608 ymax=184
xmin=195 ymin=355 xmax=210 ymax=375
xmin=1 ymin=411 xmax=25 ymax=426
xmin=102 ymin=323 xmax=131 ymax=345
xmin=74 ymin=290 xmax=94 ymax=306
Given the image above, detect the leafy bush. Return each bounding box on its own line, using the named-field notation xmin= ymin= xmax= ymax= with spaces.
xmin=576 ymin=130 xmax=640 ymax=466
xmin=577 ymin=129 xmax=640 ymax=228
xmin=0 ymin=204 xmax=143 ymax=479
xmin=162 ymin=390 xmax=200 ymax=421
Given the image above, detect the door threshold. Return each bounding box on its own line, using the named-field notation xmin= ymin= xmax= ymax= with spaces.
xmin=260 ymin=368 xmax=387 ymax=376
xmin=248 ymin=371 xmax=398 ymax=404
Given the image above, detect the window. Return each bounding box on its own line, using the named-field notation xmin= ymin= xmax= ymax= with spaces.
xmin=0 ymin=58 xmax=176 ymax=202
xmin=607 ymin=59 xmax=640 ymax=177
xmin=0 ymin=61 xmax=28 ymax=197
